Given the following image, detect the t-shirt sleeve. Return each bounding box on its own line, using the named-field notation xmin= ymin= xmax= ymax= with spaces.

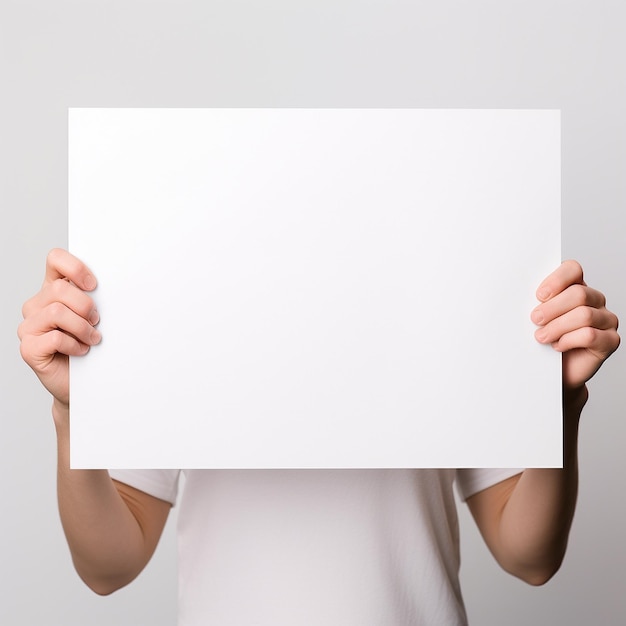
xmin=455 ymin=468 xmax=523 ymax=502
xmin=108 ymin=469 xmax=182 ymax=506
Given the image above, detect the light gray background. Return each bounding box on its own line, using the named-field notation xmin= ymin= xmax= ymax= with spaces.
xmin=1 ymin=1 xmax=624 ymax=624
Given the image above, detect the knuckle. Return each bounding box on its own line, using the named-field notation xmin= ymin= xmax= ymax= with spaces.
xmin=48 ymin=248 xmax=83 ymax=281
xmin=50 ymin=278 xmax=66 ymax=298
xmin=572 ymin=284 xmax=588 ymax=305
xmin=582 ymin=326 xmax=597 ymax=345
xmin=18 ymin=337 xmax=30 ymax=362
xmin=47 ymin=248 xmax=63 ymax=267
xmin=580 ymin=306 xmax=595 ymax=326
xmin=564 ymin=259 xmax=584 ymax=281
xmin=21 ymin=297 xmax=33 ymax=319
xmin=48 ymin=301 xmax=65 ymax=319
xmin=19 ymin=336 xmax=39 ymax=367
xmin=49 ymin=330 xmax=64 ymax=352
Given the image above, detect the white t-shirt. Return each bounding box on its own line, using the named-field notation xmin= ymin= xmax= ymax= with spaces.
xmin=109 ymin=468 xmax=521 ymax=626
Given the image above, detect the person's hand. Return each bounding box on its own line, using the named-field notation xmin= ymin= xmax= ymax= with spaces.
xmin=18 ymin=249 xmax=101 ymax=411
xmin=532 ymin=260 xmax=620 ymax=394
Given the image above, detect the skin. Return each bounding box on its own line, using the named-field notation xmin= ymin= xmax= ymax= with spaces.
xmin=18 ymin=249 xmax=620 ymax=593
xmin=466 ymin=261 xmax=620 ymax=585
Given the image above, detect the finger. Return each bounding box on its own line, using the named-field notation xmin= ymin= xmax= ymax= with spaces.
xmin=531 ymin=284 xmax=607 ymax=326
xmin=19 ymin=302 xmax=102 ymax=346
xmin=534 ymin=306 xmax=619 ymax=345
xmin=550 ymin=326 xmax=621 ymax=357
xmin=23 ymin=278 xmax=99 ymax=323
xmin=19 ymin=331 xmax=90 ymax=370
xmin=44 ymin=248 xmax=97 ymax=291
xmin=536 ymin=259 xmax=585 ymax=302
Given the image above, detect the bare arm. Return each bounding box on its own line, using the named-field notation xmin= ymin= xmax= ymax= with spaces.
xmin=19 ymin=249 xmax=170 ymax=595
xmin=467 ymin=260 xmax=620 ymax=585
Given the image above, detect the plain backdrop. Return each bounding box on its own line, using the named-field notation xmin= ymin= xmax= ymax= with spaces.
xmin=1 ymin=1 xmax=624 ymax=624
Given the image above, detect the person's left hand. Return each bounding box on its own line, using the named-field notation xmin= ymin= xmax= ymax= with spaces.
xmin=532 ymin=260 xmax=620 ymax=392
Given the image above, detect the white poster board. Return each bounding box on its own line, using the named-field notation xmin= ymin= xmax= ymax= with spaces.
xmin=69 ymin=108 xmax=561 ymax=469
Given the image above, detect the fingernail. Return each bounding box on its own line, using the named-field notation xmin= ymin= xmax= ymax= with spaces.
xmin=537 ymin=287 xmax=550 ymax=301
xmin=89 ymin=309 xmax=100 ymax=325
xmin=535 ymin=329 xmax=548 ymax=343
xmin=531 ymin=309 xmax=544 ymax=324
xmin=90 ymin=329 xmax=102 ymax=344
xmin=84 ymin=275 xmax=96 ymax=290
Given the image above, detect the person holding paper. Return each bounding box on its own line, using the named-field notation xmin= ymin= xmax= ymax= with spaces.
xmin=18 ymin=249 xmax=620 ymax=625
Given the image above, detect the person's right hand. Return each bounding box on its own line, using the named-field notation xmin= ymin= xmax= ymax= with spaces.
xmin=18 ymin=249 xmax=102 ymax=411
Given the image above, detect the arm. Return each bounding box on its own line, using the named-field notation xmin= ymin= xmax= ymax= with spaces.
xmin=466 ymin=260 xmax=620 ymax=585
xmin=19 ymin=249 xmax=171 ymax=595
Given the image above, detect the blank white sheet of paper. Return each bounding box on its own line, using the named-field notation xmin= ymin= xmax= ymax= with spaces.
xmin=69 ymin=108 xmax=561 ymax=469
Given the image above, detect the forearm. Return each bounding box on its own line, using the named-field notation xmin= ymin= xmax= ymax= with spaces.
xmin=20 ymin=250 xmax=170 ymax=594
xmin=54 ymin=401 xmax=149 ymax=595
xmin=494 ymin=386 xmax=587 ymax=584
